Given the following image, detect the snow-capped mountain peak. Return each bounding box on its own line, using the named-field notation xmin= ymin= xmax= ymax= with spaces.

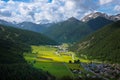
xmin=81 ymin=12 xmax=120 ymax=22
xmin=81 ymin=12 xmax=109 ymax=22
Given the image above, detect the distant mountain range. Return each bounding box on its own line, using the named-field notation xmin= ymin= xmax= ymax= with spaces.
xmin=17 ymin=22 xmax=53 ymax=33
xmin=43 ymin=16 xmax=113 ymax=43
xmin=0 ymin=20 xmax=53 ymax=33
xmin=0 ymin=19 xmax=16 ymax=27
xmin=0 ymin=12 xmax=119 ymax=32
xmin=43 ymin=17 xmax=92 ymax=43
xmin=71 ymin=20 xmax=120 ymax=63
xmin=0 ymin=12 xmax=119 ymax=43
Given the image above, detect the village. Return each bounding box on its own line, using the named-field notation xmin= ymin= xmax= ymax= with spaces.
xmin=70 ymin=62 xmax=120 ymax=80
xmin=87 ymin=63 xmax=120 ymax=80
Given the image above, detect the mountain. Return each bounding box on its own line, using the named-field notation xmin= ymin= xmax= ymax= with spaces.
xmin=17 ymin=22 xmax=52 ymax=33
xmin=0 ymin=24 xmax=57 ymax=45
xmin=81 ymin=12 xmax=109 ymax=22
xmin=43 ymin=17 xmax=113 ymax=43
xmin=71 ymin=21 xmax=120 ymax=63
xmin=81 ymin=12 xmax=120 ymax=22
xmin=43 ymin=17 xmax=93 ymax=43
xmin=86 ymin=17 xmax=113 ymax=30
xmin=0 ymin=12 xmax=118 ymax=35
xmin=109 ymin=14 xmax=120 ymax=21
xmin=0 ymin=20 xmax=52 ymax=33
xmin=0 ymin=19 xmax=16 ymax=27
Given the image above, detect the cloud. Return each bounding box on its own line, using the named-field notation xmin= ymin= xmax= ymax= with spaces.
xmin=0 ymin=9 xmax=12 ymax=17
xmin=114 ymin=5 xmax=120 ymax=12
xmin=99 ymin=0 xmax=113 ymax=5
xmin=0 ymin=0 xmax=119 ymax=24
xmin=75 ymin=0 xmax=99 ymax=11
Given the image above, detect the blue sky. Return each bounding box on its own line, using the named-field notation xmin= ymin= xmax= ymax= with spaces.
xmin=0 ymin=0 xmax=120 ymax=23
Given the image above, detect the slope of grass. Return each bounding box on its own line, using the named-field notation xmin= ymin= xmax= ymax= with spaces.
xmin=34 ymin=62 xmax=72 ymax=78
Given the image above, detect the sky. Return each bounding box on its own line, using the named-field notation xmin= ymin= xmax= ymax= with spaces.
xmin=0 ymin=0 xmax=120 ymax=24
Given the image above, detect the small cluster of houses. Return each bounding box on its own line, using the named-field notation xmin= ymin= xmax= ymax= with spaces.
xmin=87 ymin=63 xmax=120 ymax=80
xmin=71 ymin=68 xmax=104 ymax=80
xmin=53 ymin=45 xmax=69 ymax=57
xmin=70 ymin=63 xmax=120 ymax=80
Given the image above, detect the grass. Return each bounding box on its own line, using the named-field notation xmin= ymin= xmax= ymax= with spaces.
xmin=24 ymin=45 xmax=93 ymax=79
xmin=34 ymin=62 xmax=73 ymax=78
xmin=67 ymin=63 xmax=83 ymax=70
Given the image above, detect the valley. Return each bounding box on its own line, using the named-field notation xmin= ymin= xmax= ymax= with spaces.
xmin=24 ymin=45 xmax=80 ymax=79
xmin=0 ymin=7 xmax=120 ymax=80
xmin=24 ymin=45 xmax=120 ymax=80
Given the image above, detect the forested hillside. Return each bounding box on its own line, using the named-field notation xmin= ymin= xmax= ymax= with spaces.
xmin=71 ymin=21 xmax=120 ymax=63
xmin=44 ymin=17 xmax=93 ymax=43
xmin=0 ymin=24 xmax=57 ymax=80
xmin=0 ymin=24 xmax=57 ymax=45
xmin=43 ymin=17 xmax=113 ymax=43
xmin=87 ymin=17 xmax=113 ymax=30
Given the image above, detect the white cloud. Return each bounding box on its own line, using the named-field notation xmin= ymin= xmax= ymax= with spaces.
xmin=0 ymin=0 xmax=115 ymax=24
xmin=114 ymin=5 xmax=120 ymax=12
xmin=99 ymin=0 xmax=113 ymax=5
xmin=0 ymin=9 xmax=11 ymax=17
xmin=0 ymin=0 xmax=76 ymax=23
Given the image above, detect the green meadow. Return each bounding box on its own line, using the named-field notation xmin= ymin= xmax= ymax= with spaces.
xmin=24 ymin=45 xmax=92 ymax=79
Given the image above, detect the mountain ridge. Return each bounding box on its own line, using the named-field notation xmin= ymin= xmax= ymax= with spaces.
xmin=43 ymin=16 xmax=113 ymax=43
xmin=43 ymin=17 xmax=93 ymax=43
xmin=81 ymin=12 xmax=120 ymax=22
xmin=0 ymin=24 xmax=57 ymax=45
